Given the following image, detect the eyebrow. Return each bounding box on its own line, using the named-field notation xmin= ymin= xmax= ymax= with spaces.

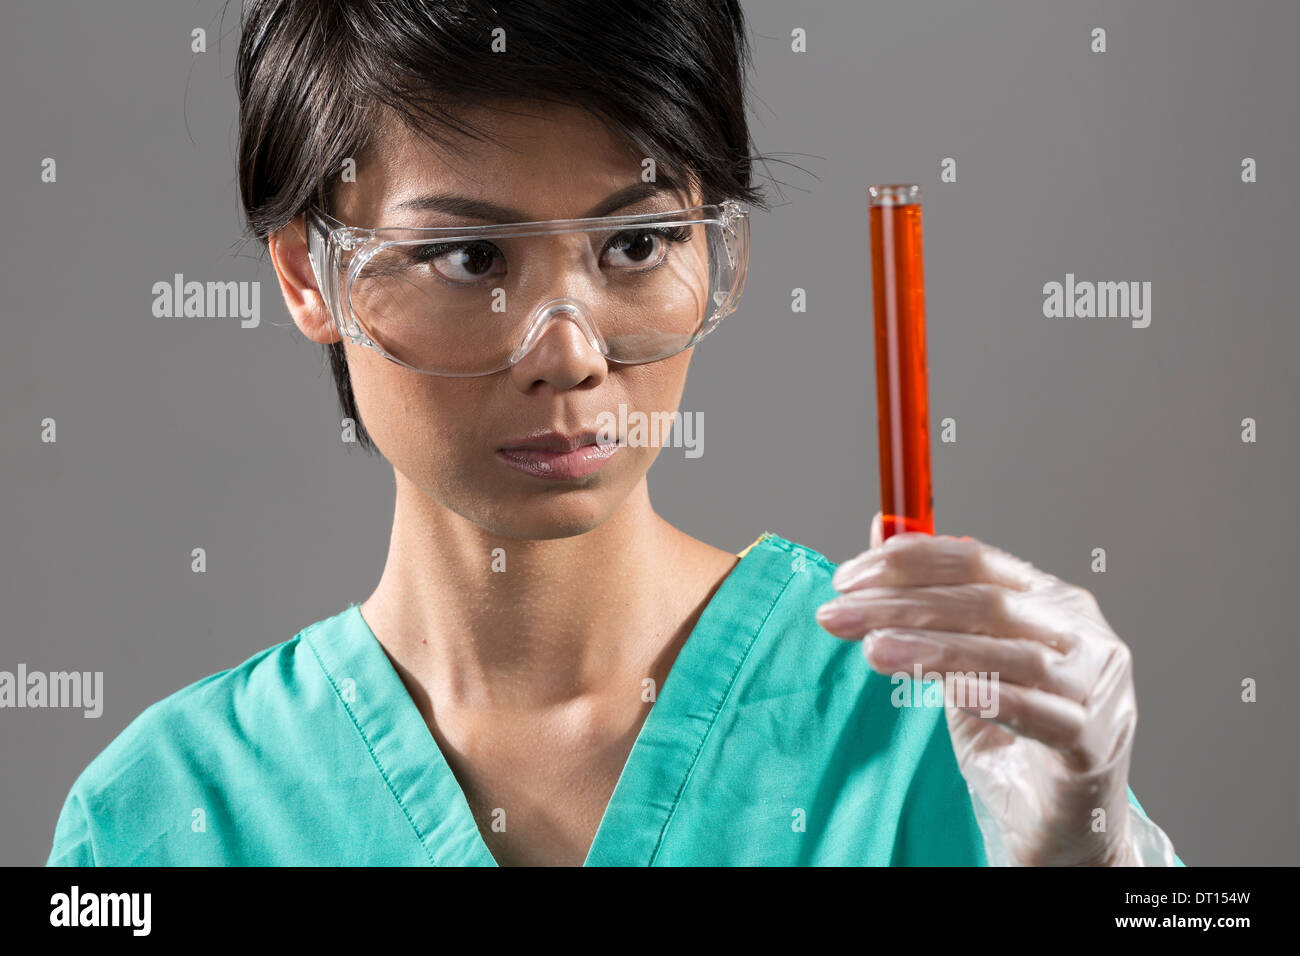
xmin=391 ymin=181 xmax=683 ymax=223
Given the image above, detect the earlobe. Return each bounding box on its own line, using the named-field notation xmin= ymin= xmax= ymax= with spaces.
xmin=268 ymin=215 xmax=341 ymax=345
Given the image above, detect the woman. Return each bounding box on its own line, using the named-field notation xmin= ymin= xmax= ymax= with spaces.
xmin=47 ymin=0 xmax=1181 ymax=866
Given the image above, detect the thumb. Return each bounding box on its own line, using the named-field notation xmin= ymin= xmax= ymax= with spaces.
xmin=870 ymin=511 xmax=884 ymax=550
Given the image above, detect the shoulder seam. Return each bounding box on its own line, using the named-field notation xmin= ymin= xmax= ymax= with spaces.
xmin=753 ymin=532 xmax=838 ymax=572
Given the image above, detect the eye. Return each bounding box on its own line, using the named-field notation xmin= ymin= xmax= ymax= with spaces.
xmin=601 ymin=226 xmax=692 ymax=271
xmin=409 ymin=240 xmax=505 ymax=283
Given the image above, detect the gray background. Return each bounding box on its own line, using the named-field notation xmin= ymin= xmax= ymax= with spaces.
xmin=2 ymin=0 xmax=1296 ymax=866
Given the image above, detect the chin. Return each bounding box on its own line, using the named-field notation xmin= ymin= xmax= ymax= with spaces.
xmin=452 ymin=477 xmax=619 ymax=541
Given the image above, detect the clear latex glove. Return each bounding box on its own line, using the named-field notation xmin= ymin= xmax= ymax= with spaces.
xmin=816 ymin=514 xmax=1180 ymax=866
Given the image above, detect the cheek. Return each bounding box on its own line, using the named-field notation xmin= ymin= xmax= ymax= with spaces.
xmin=613 ymin=352 xmax=693 ymax=416
xmin=345 ymin=345 xmax=478 ymax=462
xmin=592 ymin=355 xmax=693 ymax=469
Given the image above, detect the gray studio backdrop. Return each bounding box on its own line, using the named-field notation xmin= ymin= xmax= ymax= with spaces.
xmin=2 ymin=0 xmax=1296 ymax=866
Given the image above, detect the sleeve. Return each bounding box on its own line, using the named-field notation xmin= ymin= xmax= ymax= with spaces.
xmin=45 ymin=787 xmax=97 ymax=867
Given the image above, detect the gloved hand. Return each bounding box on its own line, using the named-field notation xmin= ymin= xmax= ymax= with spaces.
xmin=815 ymin=513 xmax=1180 ymax=866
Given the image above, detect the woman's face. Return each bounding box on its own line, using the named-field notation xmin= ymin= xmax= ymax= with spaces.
xmin=316 ymin=102 xmax=703 ymax=539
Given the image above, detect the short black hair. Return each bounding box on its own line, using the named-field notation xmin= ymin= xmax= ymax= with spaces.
xmin=235 ymin=0 xmax=770 ymax=452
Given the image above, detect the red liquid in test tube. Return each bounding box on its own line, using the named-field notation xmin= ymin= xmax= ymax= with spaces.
xmin=868 ymin=184 xmax=934 ymax=540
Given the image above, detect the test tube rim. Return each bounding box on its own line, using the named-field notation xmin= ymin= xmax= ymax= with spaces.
xmin=868 ymin=184 xmax=922 ymax=207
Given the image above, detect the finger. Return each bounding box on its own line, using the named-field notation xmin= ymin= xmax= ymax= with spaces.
xmin=833 ymin=532 xmax=1059 ymax=594
xmin=831 ymin=529 xmax=931 ymax=591
xmin=830 ymin=513 xmax=886 ymax=586
xmin=947 ymin=675 xmax=1088 ymax=755
xmin=816 ymin=574 xmax=1071 ymax=650
xmin=820 ymin=583 xmax=1008 ymax=639
xmin=817 ymin=583 xmax=1083 ymax=653
xmin=859 ymin=626 xmax=1088 ymax=702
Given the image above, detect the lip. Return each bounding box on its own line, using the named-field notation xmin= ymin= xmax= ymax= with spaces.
xmin=499 ymin=429 xmax=609 ymax=453
xmin=497 ymin=428 xmax=622 ymax=480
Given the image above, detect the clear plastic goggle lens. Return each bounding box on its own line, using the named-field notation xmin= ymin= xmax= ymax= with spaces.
xmin=309 ymin=204 xmax=748 ymax=376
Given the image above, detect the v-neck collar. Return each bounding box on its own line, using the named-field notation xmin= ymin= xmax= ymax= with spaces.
xmin=304 ymin=532 xmax=795 ymax=866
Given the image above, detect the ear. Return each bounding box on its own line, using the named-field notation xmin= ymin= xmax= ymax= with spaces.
xmin=267 ymin=215 xmax=341 ymax=345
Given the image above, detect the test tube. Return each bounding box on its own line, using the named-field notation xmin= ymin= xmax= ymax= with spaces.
xmin=868 ymin=184 xmax=934 ymax=539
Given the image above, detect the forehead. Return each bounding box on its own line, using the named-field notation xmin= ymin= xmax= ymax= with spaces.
xmin=336 ymin=100 xmax=693 ymax=225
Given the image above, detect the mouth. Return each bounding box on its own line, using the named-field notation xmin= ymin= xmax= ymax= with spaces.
xmin=496 ymin=429 xmax=623 ymax=480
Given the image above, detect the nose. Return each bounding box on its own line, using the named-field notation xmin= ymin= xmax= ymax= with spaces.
xmin=508 ymin=297 xmax=609 ymax=391
xmin=509 ymin=298 xmax=608 ymax=364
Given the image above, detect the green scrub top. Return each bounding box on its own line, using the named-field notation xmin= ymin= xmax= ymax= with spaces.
xmin=46 ymin=531 xmax=1181 ymax=866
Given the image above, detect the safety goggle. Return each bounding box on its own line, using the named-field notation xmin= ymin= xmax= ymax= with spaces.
xmin=304 ymin=200 xmax=750 ymax=377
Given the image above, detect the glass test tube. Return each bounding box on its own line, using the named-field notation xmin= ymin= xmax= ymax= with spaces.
xmin=868 ymin=184 xmax=934 ymax=539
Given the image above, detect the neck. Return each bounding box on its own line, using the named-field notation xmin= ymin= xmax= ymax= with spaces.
xmin=360 ymin=470 xmax=698 ymax=712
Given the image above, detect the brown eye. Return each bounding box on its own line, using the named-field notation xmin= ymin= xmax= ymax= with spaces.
xmin=601 ymin=226 xmax=691 ymax=271
xmin=410 ymin=241 xmax=505 ymax=282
